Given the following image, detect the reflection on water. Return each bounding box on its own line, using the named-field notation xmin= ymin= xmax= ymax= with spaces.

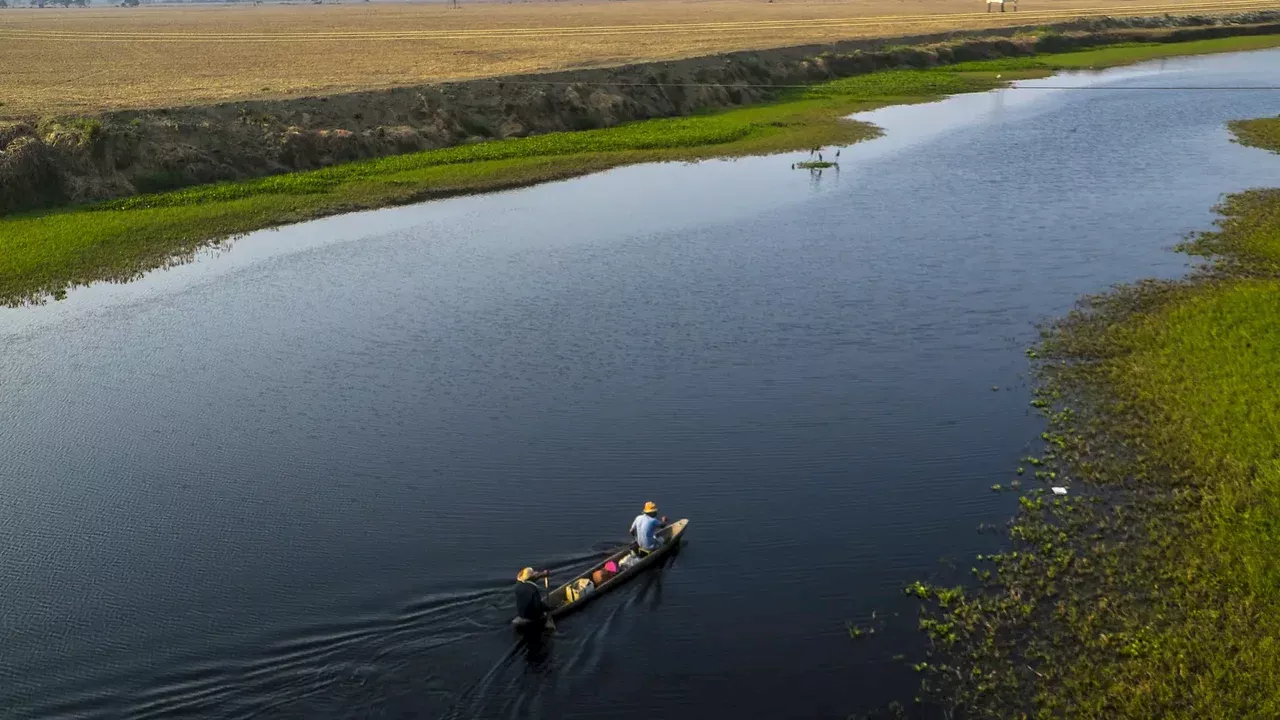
xmin=2 ymin=49 xmax=1280 ymax=720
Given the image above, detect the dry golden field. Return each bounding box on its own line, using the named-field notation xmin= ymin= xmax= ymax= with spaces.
xmin=1 ymin=0 xmax=1277 ymax=117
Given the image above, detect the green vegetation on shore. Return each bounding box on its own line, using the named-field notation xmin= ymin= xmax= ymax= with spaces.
xmin=3 ymin=33 xmax=1280 ymax=305
xmin=1230 ymin=116 xmax=1280 ymax=157
xmin=909 ymin=116 xmax=1280 ymax=717
xmin=946 ymin=32 xmax=1280 ymax=72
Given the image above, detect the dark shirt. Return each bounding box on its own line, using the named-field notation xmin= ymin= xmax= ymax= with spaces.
xmin=514 ymin=580 xmax=547 ymax=620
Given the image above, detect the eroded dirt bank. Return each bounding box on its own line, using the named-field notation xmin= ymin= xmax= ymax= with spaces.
xmin=2 ymin=11 xmax=1279 ymax=215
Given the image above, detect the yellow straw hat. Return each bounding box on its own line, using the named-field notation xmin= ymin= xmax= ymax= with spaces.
xmin=643 ymin=501 xmax=658 ymax=513
xmin=517 ymin=567 xmax=535 ymax=582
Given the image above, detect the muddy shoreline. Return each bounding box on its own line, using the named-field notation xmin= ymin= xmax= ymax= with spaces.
xmin=4 ymin=11 xmax=1280 ymax=215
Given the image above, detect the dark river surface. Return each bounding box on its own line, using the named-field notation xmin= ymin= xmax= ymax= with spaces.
xmin=4 ymin=50 xmax=1280 ymax=720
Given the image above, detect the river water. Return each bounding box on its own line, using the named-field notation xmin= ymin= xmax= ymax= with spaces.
xmin=3 ymin=50 xmax=1279 ymax=720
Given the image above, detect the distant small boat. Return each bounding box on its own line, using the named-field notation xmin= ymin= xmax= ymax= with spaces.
xmin=795 ymin=161 xmax=838 ymax=170
xmin=513 ymin=519 xmax=689 ymax=627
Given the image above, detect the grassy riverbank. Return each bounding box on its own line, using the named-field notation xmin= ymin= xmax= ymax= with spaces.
xmin=909 ymin=117 xmax=1280 ymax=717
xmin=4 ymin=33 xmax=1280 ymax=306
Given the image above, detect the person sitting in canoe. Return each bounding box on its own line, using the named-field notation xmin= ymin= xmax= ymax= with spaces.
xmin=629 ymin=501 xmax=669 ymax=557
xmin=514 ymin=567 xmax=554 ymax=629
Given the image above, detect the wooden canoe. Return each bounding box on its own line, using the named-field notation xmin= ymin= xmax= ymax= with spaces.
xmin=513 ymin=518 xmax=688 ymax=626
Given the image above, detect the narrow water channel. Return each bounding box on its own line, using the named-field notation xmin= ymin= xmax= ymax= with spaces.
xmin=2 ymin=49 xmax=1278 ymax=720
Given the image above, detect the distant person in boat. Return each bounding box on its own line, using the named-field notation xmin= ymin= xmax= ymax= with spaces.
xmin=629 ymin=501 xmax=668 ymax=556
xmin=514 ymin=567 xmax=553 ymax=628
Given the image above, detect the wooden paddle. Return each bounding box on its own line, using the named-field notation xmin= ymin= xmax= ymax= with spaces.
xmin=542 ymin=572 xmax=555 ymax=631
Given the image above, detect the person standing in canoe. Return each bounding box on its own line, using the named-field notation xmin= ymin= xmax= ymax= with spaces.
xmin=514 ymin=567 xmax=555 ymax=629
xmin=629 ymin=501 xmax=668 ymax=557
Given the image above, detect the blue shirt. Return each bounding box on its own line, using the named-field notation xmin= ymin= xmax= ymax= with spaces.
xmin=630 ymin=513 xmax=662 ymax=551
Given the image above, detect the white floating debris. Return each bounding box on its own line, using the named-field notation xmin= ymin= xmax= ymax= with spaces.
xmin=1051 ymin=487 xmax=1068 ymax=496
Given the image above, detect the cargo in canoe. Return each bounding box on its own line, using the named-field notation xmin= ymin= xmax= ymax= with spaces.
xmin=513 ymin=518 xmax=688 ymax=627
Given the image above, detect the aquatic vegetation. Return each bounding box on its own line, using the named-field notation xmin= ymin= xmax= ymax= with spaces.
xmin=1230 ymin=116 xmax=1280 ymax=155
xmin=909 ymin=116 xmax=1280 ymax=717
xmin=4 ymin=36 xmax=1278 ymax=305
xmin=903 ymin=580 xmax=931 ymax=599
xmin=847 ymin=620 xmax=881 ymax=640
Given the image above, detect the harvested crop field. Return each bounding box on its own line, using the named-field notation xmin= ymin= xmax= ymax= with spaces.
xmin=1 ymin=0 xmax=1278 ymax=117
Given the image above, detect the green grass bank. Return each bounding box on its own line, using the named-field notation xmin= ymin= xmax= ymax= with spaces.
xmin=4 ymin=34 xmax=1280 ymax=306
xmin=907 ymin=116 xmax=1280 ymax=717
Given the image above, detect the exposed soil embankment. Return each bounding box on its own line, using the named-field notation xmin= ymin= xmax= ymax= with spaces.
xmin=2 ymin=11 xmax=1279 ymax=216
